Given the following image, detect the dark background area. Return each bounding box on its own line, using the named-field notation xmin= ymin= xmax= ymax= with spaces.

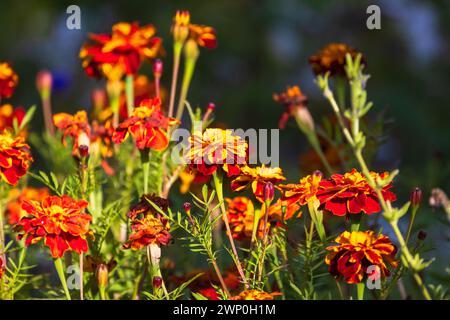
xmin=1 ymin=0 xmax=449 ymax=273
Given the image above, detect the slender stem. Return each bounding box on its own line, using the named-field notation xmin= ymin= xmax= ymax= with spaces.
xmin=141 ymin=150 xmax=150 ymax=195
xmin=79 ymin=253 xmax=84 ymax=300
xmin=356 ymin=282 xmax=365 ymax=300
xmin=111 ymin=96 xmax=120 ymax=128
xmin=350 ymin=213 xmax=362 ymax=232
xmin=302 ymin=127 xmax=333 ymax=175
xmin=175 ymin=55 xmax=198 ymax=121
xmin=405 ymin=206 xmax=418 ymax=244
xmin=212 ymin=171 xmax=249 ymax=288
xmin=54 ymin=258 xmax=71 ymax=300
xmin=42 ymin=95 xmax=54 ymax=136
xmin=99 ymin=285 xmax=107 ymax=300
xmin=154 ymin=75 xmax=161 ymax=99
xmin=146 ymin=245 xmax=169 ymax=299
xmin=125 ymin=74 xmax=134 ymax=117
xmin=210 ymin=258 xmax=231 ymax=297
xmin=250 ymin=205 xmax=261 ymax=248
xmin=168 ymin=43 xmax=182 ymax=118
xmin=257 ymin=199 xmax=272 ymax=283
xmin=389 ymin=221 xmax=431 ymax=300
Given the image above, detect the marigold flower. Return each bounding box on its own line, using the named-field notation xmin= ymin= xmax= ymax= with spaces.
xmin=15 ymin=195 xmax=92 ymax=258
xmin=309 ymin=43 xmax=365 ymax=77
xmin=188 ymin=24 xmax=217 ymax=49
xmin=230 ymin=289 xmax=279 ymax=300
xmin=0 ymin=131 xmax=32 ymax=185
xmin=316 ymin=169 xmax=396 ymax=216
xmin=231 ymin=165 xmax=285 ymax=202
xmin=123 ymin=194 xmax=171 ymax=250
xmin=112 ymin=98 xmax=177 ymax=151
xmin=225 ymin=196 xmax=269 ymax=241
xmin=278 ymin=171 xmax=323 ymax=206
xmin=185 ymin=128 xmax=248 ymax=177
xmin=53 ymin=110 xmax=91 ymax=157
xmin=267 ymin=198 xmax=301 ymax=221
xmin=172 ymin=10 xmax=191 ymax=44
xmin=325 ymin=230 xmax=398 ymax=284
xmin=80 ymin=22 xmax=162 ymax=80
xmin=127 ymin=194 xmax=170 ymax=220
xmin=123 ymin=214 xmax=171 ymax=250
xmin=273 ymin=85 xmax=310 ymax=130
xmin=0 ymin=104 xmax=25 ymax=133
xmin=6 ymin=187 xmax=50 ymax=225
xmin=0 ymin=62 xmax=19 ymax=99
xmin=179 ymin=167 xmax=211 ymax=194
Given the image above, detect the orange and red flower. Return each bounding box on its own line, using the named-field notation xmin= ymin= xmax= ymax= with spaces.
xmin=15 ymin=195 xmax=92 ymax=258
xmin=188 ymin=24 xmax=217 ymax=49
xmin=0 ymin=131 xmax=32 ymax=185
xmin=273 ymin=85 xmax=313 ymax=130
xmin=226 ymin=196 xmax=263 ymax=241
xmin=185 ymin=128 xmax=248 ymax=177
xmin=309 ymin=43 xmax=365 ymax=77
xmin=325 ymin=230 xmax=398 ymax=284
xmin=231 ymin=165 xmax=286 ymax=202
xmin=172 ymin=11 xmax=217 ymax=49
xmin=230 ymin=289 xmax=279 ymax=300
xmin=112 ymin=98 xmax=177 ymax=151
xmin=53 ymin=110 xmax=91 ymax=157
xmin=267 ymin=198 xmax=301 ymax=221
xmin=316 ymin=169 xmax=396 ymax=216
xmin=123 ymin=194 xmax=171 ymax=250
xmin=0 ymin=104 xmax=25 ymax=133
xmin=278 ymin=171 xmax=323 ymax=207
xmin=0 ymin=62 xmax=18 ymax=99
xmin=6 ymin=187 xmax=50 ymax=225
xmin=80 ymin=22 xmax=162 ymax=80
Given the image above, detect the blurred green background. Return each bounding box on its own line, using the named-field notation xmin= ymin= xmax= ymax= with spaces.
xmin=1 ymin=0 xmax=449 ymax=280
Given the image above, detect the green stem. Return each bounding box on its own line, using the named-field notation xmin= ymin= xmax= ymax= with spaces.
xmin=175 ymin=55 xmax=198 ymax=121
xmin=307 ymin=201 xmax=326 ymax=241
xmin=212 ymin=171 xmax=249 ymax=288
xmin=335 ymin=76 xmax=346 ymax=110
xmin=54 ymin=258 xmax=71 ymax=300
xmin=350 ymin=213 xmax=362 ymax=232
xmin=140 ymin=150 xmax=150 ymax=195
xmin=146 ymin=245 xmax=169 ymax=299
xmin=111 ymin=96 xmax=120 ymax=127
xmin=99 ymin=285 xmax=107 ymax=300
xmin=356 ymin=282 xmax=365 ymax=300
xmin=390 ymin=221 xmax=431 ymax=300
xmin=168 ymin=42 xmax=182 ymax=118
xmin=405 ymin=206 xmax=418 ymax=244
xmin=125 ymin=74 xmax=134 ymax=117
xmin=304 ymin=129 xmax=334 ymax=175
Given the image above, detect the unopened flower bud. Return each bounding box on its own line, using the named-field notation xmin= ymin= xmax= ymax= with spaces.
xmin=207 ymin=103 xmax=215 ymax=112
xmin=96 ymin=264 xmax=109 ymax=288
xmin=153 ymin=276 xmax=163 ymax=288
xmin=153 ymin=59 xmax=163 ymax=78
xmin=172 ymin=10 xmax=190 ymax=44
xmin=184 ymin=39 xmax=200 ymax=61
xmin=183 ymin=202 xmax=192 ymax=215
xmin=78 ymin=145 xmax=89 ymax=158
xmin=36 ymin=70 xmax=53 ymax=99
xmin=293 ymin=106 xmax=315 ymax=132
xmin=410 ymin=187 xmax=423 ymax=208
xmin=417 ymin=230 xmax=427 ymax=241
xmin=263 ymin=182 xmax=275 ymax=204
